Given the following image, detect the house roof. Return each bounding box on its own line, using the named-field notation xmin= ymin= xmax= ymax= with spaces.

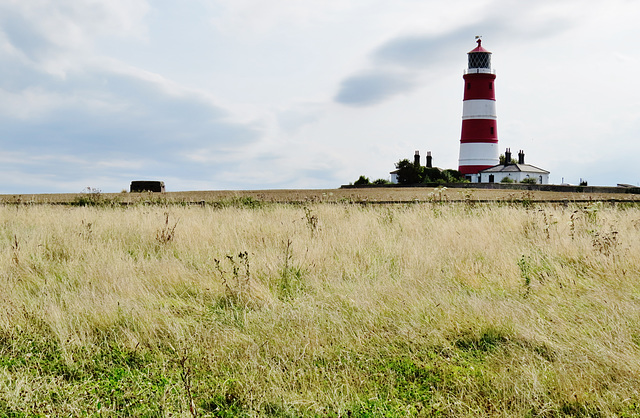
xmin=480 ymin=163 xmax=550 ymax=174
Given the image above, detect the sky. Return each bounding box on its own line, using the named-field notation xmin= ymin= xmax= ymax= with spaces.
xmin=1 ymin=0 xmax=639 ymax=194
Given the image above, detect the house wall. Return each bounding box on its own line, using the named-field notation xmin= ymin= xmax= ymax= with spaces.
xmin=479 ymin=171 xmax=549 ymax=184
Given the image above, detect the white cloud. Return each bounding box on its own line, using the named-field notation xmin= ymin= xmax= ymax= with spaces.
xmin=208 ymin=0 xmax=355 ymax=35
xmin=0 ymin=0 xmax=149 ymax=76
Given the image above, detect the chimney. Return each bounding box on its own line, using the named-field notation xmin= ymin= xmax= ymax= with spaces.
xmin=414 ymin=150 xmax=420 ymax=167
xmin=518 ymin=150 xmax=525 ymax=165
xmin=426 ymin=151 xmax=433 ymax=168
xmin=504 ymin=148 xmax=511 ymax=165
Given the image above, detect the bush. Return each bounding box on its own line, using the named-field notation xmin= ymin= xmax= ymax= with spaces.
xmin=520 ymin=177 xmax=538 ymax=184
xmin=372 ymin=179 xmax=390 ymax=185
xmin=395 ymin=159 xmax=423 ymax=185
xmin=394 ymin=159 xmax=468 ymax=184
xmin=500 ymin=177 xmax=515 ymax=184
xmin=354 ymin=175 xmax=370 ymax=185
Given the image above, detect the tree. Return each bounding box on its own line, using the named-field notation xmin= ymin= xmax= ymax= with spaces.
xmin=441 ymin=169 xmax=466 ymax=183
xmin=394 ymin=159 xmax=468 ymax=184
xmin=354 ymin=175 xmax=370 ymax=185
xmin=394 ymin=159 xmax=423 ymax=184
xmin=499 ymin=154 xmax=517 ymax=165
xmin=422 ymin=167 xmax=444 ymax=183
xmin=372 ymin=178 xmax=391 ymax=185
xmin=422 ymin=168 xmax=467 ymax=184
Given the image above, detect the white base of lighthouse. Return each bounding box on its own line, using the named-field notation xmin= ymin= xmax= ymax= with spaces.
xmin=458 ymin=142 xmax=499 ymax=169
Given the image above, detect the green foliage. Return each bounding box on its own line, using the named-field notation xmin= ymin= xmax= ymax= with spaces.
xmin=442 ymin=169 xmax=466 ymax=183
xmin=518 ymin=255 xmax=533 ymax=296
xmin=71 ymin=187 xmax=121 ymax=207
xmin=303 ymin=206 xmax=319 ymax=236
xmin=426 ymin=168 xmax=467 ymax=184
xmin=354 ymin=175 xmax=370 ymax=185
xmin=395 ymin=160 xmax=466 ymax=185
xmin=207 ymin=196 xmax=263 ymax=209
xmin=499 ymin=154 xmax=517 ymax=165
xmin=520 ymin=177 xmax=538 ymax=184
xmin=0 ymin=323 xmax=171 ymax=416
xmin=453 ymin=325 xmax=511 ymax=354
xmin=275 ymin=239 xmax=306 ymax=300
xmin=395 ymin=159 xmax=423 ymax=185
xmin=200 ymin=394 xmax=246 ymax=417
xmin=422 ymin=167 xmax=442 ymax=183
xmin=227 ymin=196 xmax=262 ymax=209
xmin=500 ymin=177 xmax=515 ymax=183
xmin=372 ymin=178 xmax=391 ymax=185
xmin=214 ymin=251 xmax=252 ymax=308
xmin=155 ymin=212 xmax=177 ymax=245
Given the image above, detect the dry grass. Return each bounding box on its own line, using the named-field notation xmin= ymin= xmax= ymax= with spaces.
xmin=1 ymin=186 xmax=639 ymax=205
xmin=0 ymin=201 xmax=639 ymax=416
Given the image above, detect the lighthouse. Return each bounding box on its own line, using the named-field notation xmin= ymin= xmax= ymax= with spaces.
xmin=458 ymin=37 xmax=499 ymax=180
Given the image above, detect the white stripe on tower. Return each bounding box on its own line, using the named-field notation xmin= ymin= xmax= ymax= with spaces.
xmin=462 ymin=100 xmax=497 ymax=120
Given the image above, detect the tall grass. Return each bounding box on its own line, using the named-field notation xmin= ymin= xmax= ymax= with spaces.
xmin=0 ymin=202 xmax=639 ymax=416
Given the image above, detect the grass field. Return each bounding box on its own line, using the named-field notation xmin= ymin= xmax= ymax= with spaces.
xmin=1 ymin=196 xmax=639 ymax=416
xmin=2 ymin=185 xmax=640 ymax=206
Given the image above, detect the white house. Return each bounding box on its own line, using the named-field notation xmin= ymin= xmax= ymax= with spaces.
xmin=477 ymin=149 xmax=550 ymax=184
xmin=390 ymin=169 xmax=400 ymax=184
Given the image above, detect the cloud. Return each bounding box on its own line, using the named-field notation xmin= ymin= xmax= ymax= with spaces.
xmin=0 ymin=55 xmax=262 ymax=193
xmin=333 ymin=25 xmax=482 ymax=108
xmin=0 ymin=0 xmax=273 ymax=193
xmin=372 ymin=30 xmax=470 ymax=70
xmin=334 ymin=70 xmax=417 ymax=107
xmin=0 ymin=9 xmax=54 ymax=62
xmin=0 ymin=66 xmax=261 ymax=153
xmin=209 ymin=0 xmax=353 ymax=35
xmin=333 ymin=0 xmax=580 ymax=108
xmin=276 ymin=103 xmax=326 ymax=134
xmin=0 ymin=0 xmax=149 ymax=76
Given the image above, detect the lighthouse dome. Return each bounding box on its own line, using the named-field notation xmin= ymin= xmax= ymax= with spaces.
xmin=468 ymin=39 xmax=492 ymax=70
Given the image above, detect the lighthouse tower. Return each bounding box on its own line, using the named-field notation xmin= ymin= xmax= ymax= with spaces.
xmin=458 ymin=38 xmax=499 ymax=179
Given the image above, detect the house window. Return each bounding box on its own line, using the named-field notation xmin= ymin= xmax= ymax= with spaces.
xmin=467 ymin=83 xmax=471 ymax=90
xmin=489 ymin=83 xmax=493 ymax=90
xmin=490 ymin=127 xmax=494 ymax=135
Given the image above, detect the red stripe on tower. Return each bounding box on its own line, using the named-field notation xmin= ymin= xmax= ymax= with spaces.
xmin=458 ymin=37 xmax=499 ymax=176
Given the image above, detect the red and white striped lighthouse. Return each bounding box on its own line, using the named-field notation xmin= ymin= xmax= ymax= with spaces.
xmin=458 ymin=37 xmax=499 ymax=177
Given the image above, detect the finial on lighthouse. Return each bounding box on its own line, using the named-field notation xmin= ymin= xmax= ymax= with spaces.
xmin=475 ymin=35 xmax=482 ymax=47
